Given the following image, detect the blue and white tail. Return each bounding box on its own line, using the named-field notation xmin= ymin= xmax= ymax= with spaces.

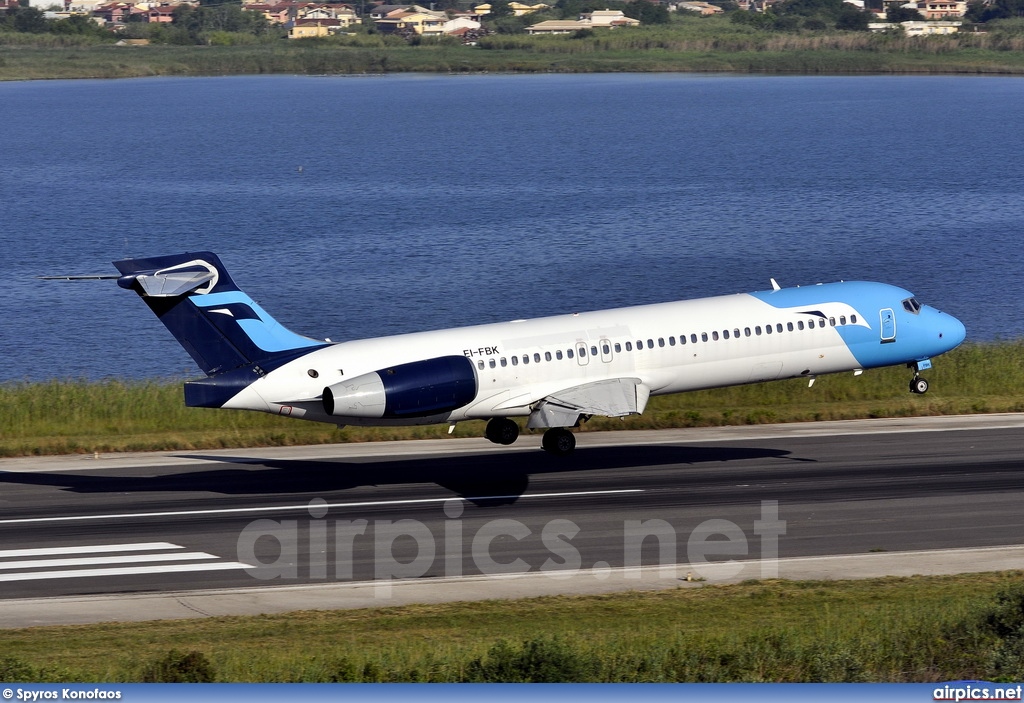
xmin=114 ymin=252 xmax=327 ymax=378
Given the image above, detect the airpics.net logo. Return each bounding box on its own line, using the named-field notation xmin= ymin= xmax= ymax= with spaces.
xmin=235 ymin=499 xmax=786 ymax=597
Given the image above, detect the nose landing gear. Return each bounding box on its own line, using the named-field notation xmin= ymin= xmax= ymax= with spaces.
xmin=909 ymin=359 xmax=932 ymax=395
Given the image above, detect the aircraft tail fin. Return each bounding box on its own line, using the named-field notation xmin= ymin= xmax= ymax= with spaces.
xmin=113 ymin=252 xmax=327 ymax=377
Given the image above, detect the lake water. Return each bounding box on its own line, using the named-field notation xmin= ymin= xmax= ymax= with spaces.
xmin=1 ymin=74 xmax=1022 ymax=382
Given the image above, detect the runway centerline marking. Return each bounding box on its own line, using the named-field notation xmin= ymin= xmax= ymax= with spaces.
xmin=0 ymin=489 xmax=644 ymax=525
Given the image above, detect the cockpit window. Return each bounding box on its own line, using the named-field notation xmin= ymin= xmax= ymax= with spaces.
xmin=902 ymin=297 xmax=922 ymax=314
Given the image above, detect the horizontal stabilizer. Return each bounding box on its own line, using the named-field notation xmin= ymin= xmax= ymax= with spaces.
xmin=527 ymin=378 xmax=649 ymax=429
xmin=136 ymin=269 xmax=216 ymax=298
xmin=37 ymin=274 xmax=119 ymax=281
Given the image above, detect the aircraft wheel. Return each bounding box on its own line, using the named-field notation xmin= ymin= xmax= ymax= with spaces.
xmin=542 ymin=428 xmax=576 ymax=456
xmin=485 ymin=417 xmax=520 ymax=445
xmin=910 ymin=377 xmax=929 ymax=394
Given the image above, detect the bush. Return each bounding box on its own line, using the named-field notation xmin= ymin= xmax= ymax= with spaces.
xmin=140 ymin=650 xmax=216 ymax=683
xmin=0 ymin=656 xmax=37 ymax=682
xmin=464 ymin=636 xmax=596 ymax=682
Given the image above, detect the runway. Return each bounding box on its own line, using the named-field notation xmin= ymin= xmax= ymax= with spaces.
xmin=1 ymin=414 xmax=1023 ymax=627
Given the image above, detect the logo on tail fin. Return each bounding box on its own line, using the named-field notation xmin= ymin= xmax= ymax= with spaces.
xmin=114 ymin=252 xmax=327 ymax=380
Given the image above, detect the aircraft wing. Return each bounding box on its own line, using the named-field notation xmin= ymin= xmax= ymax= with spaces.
xmin=526 ymin=378 xmax=650 ymax=429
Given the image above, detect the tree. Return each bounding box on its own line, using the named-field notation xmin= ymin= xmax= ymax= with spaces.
xmin=987 ymin=0 xmax=1024 ymax=18
xmin=9 ymin=6 xmax=49 ymax=32
xmin=487 ymin=0 xmax=514 ymax=17
xmin=625 ymin=0 xmax=671 ymax=22
xmin=51 ymin=13 xmax=107 ymax=35
xmin=773 ymin=0 xmax=843 ymax=18
xmin=730 ymin=8 xmax=778 ymax=26
xmin=886 ymin=5 xmax=924 ymax=20
xmin=835 ymin=3 xmax=870 ymax=28
xmin=171 ymin=2 xmax=268 ymax=42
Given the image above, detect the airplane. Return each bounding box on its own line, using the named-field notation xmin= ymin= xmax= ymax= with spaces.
xmin=110 ymin=251 xmax=966 ymax=455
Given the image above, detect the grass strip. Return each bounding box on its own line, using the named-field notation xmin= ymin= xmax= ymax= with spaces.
xmin=5 ymin=22 xmax=1024 ymax=80
xmin=1 ymin=572 xmax=1023 ymax=681
xmin=1 ymin=341 xmax=1022 ymax=458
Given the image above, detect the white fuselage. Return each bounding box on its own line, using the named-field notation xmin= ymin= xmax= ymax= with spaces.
xmin=225 ymin=288 xmax=878 ymax=427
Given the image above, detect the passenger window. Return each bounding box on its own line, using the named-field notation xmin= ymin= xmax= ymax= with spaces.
xmin=712 ymin=331 xmax=720 ymax=341
xmin=536 ymin=353 xmax=542 ymax=363
xmin=488 ymin=359 xmax=496 ymax=368
xmin=511 ymin=356 xmax=518 ymax=366
xmin=615 ymin=343 xmax=622 ymax=353
xmin=733 ymin=328 xmax=740 ymax=338
xmin=787 ymin=322 xmax=794 ymax=331
xmin=701 ymin=332 xmax=708 ymax=342
xmin=477 ymin=360 xmax=485 ymax=370
xmin=755 ymin=326 xmax=762 ymax=336
xmin=637 ymin=340 xmax=644 ymax=349
xmin=567 ymin=349 xmax=574 ymax=359
xmin=602 ymin=344 xmax=610 ymax=354
xmin=658 ymin=338 xmax=665 ymax=348
xmin=776 ymin=323 xmax=784 ymax=333
xmin=626 ymin=341 xmax=633 ymax=351
xmin=840 ymin=315 xmax=847 ymax=325
xmin=765 ymin=325 xmax=772 ymax=335
xmin=744 ymin=327 xmax=751 ymax=337
xmin=500 ymin=358 xmax=507 ymax=367
xmin=545 ymin=351 xmax=552 ymax=361
xmin=556 ymin=350 xmax=563 ymax=360
xmin=522 ymin=355 xmax=529 ymax=365
xmin=723 ymin=330 xmax=730 ymax=340
xmin=830 ymin=317 xmax=836 ymax=327
xmin=851 ymin=314 xmax=858 ymax=324
xmin=819 ymin=319 xmax=826 ymax=328
xmin=680 ymin=335 xmax=687 ymax=345
xmin=579 ymin=347 xmax=587 ymax=357
xmin=669 ymin=336 xmax=676 ymax=346
xmin=797 ymin=321 xmax=805 ymax=331
xmin=647 ymin=339 xmax=654 ymax=348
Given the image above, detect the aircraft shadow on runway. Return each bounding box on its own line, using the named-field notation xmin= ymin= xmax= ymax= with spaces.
xmin=0 ymin=444 xmax=799 ymax=506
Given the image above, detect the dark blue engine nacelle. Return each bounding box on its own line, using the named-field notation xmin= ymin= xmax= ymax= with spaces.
xmin=322 ymin=355 xmax=478 ymax=419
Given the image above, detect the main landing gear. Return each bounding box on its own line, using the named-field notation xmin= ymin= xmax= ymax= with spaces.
xmin=485 ymin=417 xmax=520 ymax=445
xmin=483 ymin=418 xmax=577 ymax=455
xmin=542 ymin=427 xmax=576 ymax=456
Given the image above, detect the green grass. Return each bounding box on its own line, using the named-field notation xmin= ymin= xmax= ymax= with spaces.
xmin=1 ymin=341 xmax=1022 ymax=458
xmin=2 ymin=573 xmax=1024 ymax=681
xmin=5 ymin=18 xmax=1024 ymax=80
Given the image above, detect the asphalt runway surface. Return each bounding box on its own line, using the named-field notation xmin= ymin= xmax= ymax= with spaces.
xmin=1 ymin=414 xmax=1023 ymax=625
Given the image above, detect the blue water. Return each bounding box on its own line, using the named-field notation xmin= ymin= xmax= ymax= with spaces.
xmin=1 ymin=74 xmax=1022 ymax=382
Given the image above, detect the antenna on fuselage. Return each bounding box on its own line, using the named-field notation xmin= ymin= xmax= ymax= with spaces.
xmin=770 ymin=278 xmax=781 ymax=291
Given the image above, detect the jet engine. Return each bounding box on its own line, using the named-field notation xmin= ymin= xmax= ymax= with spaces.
xmin=323 ymin=355 xmax=477 ymax=419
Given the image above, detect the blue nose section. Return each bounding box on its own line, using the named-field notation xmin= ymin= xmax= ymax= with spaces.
xmin=939 ymin=312 xmax=967 ymax=352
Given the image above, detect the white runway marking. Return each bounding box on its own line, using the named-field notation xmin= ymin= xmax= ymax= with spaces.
xmin=0 ymin=542 xmax=253 ymax=583
xmin=0 ymin=489 xmax=644 ymax=525
xmin=0 ymin=542 xmax=181 ymax=558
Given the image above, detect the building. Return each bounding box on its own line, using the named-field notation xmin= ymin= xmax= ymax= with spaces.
xmin=868 ymin=19 xmax=961 ymax=32
xmin=671 ymin=1 xmax=723 ymax=14
xmin=918 ymin=0 xmax=966 ymax=18
xmin=374 ymin=6 xmax=447 ymax=34
xmin=526 ymin=8 xmax=638 ymax=33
